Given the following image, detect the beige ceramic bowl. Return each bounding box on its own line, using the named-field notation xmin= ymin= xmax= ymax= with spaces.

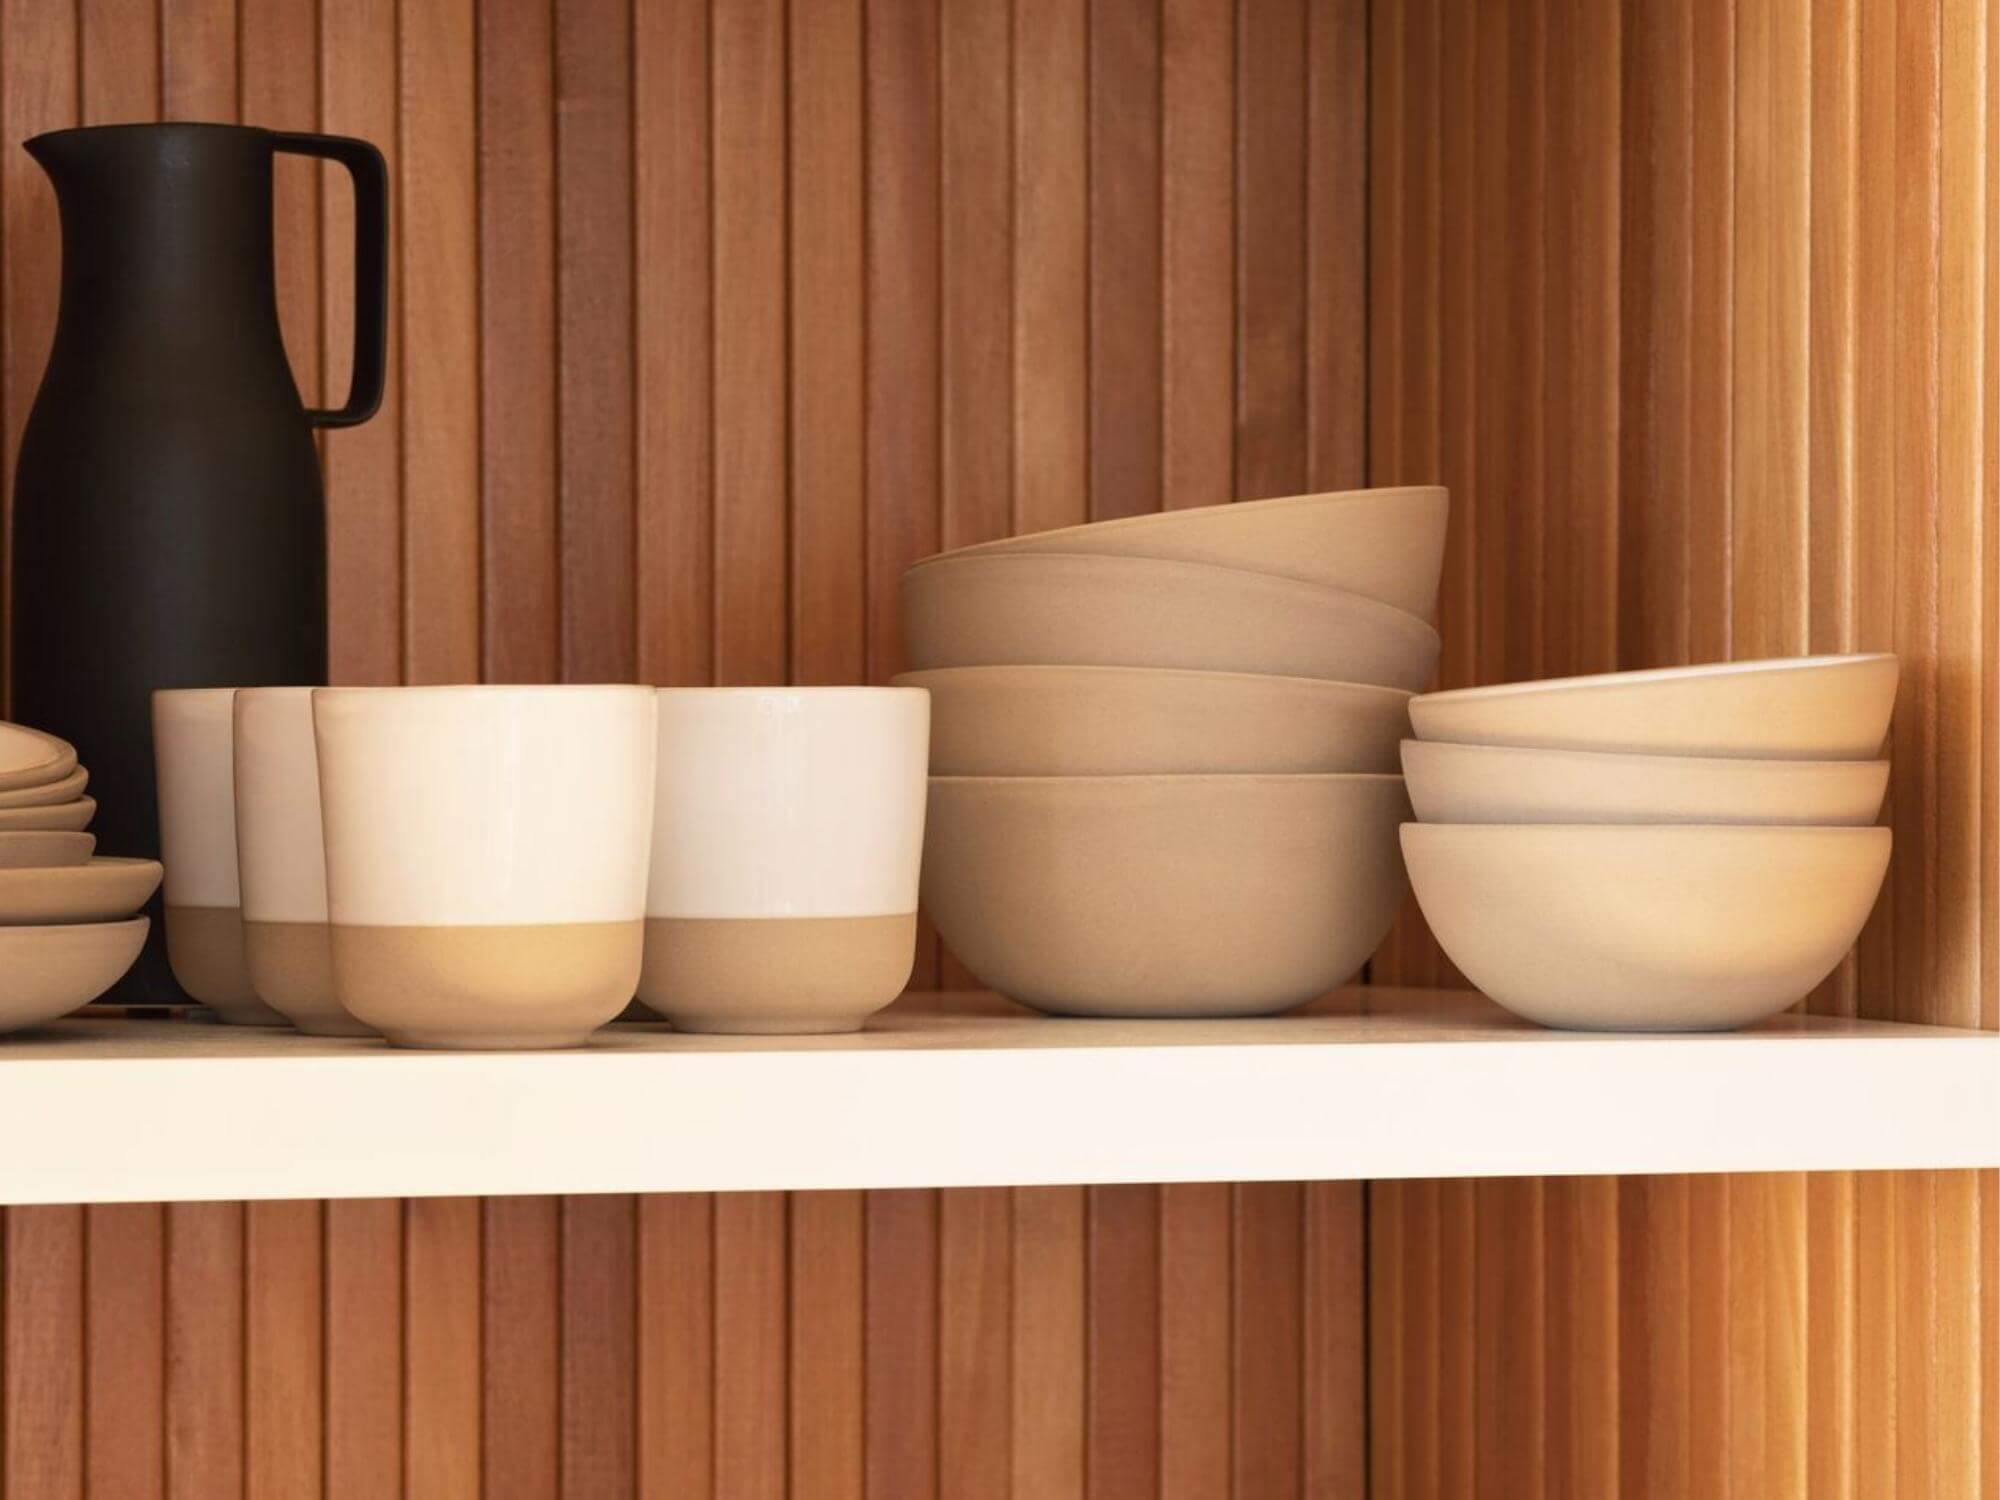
xmin=1409 ymin=654 xmax=1898 ymax=759
xmin=923 ymin=774 xmax=1410 ymax=1017
xmin=0 ymin=857 xmax=162 ymax=926
xmin=901 ymin=553 xmax=1441 ymax=691
xmin=1402 ymin=823 xmax=1892 ymax=1031
xmin=0 ymin=723 xmax=77 ymax=793
xmin=0 ymin=916 xmax=149 ymax=1033
xmin=1402 ymin=740 xmax=1891 ymax=826
xmin=920 ymin=485 xmax=1450 ymax=618
xmin=0 ymin=765 xmax=87 ymax=809
xmin=0 ymin=832 xmax=95 ymax=868
xmin=897 ymin=666 xmax=1412 ymax=776
xmin=0 ymin=797 xmax=94 ymax=833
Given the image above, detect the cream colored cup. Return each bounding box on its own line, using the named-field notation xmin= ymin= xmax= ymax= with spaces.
xmin=233 ymin=688 xmax=372 ymax=1037
xmin=153 ymin=688 xmax=287 ymax=1025
xmin=312 ymin=685 xmax=658 ymax=1049
xmin=637 ymin=686 xmax=929 ymax=1034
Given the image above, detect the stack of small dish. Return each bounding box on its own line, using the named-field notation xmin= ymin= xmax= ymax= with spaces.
xmin=0 ymin=720 xmax=158 ymax=1034
xmin=1399 ymin=654 xmax=1899 ymax=1030
xmin=898 ymin=486 xmax=1447 ymax=1017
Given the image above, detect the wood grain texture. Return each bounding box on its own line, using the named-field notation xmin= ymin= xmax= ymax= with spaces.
xmin=1367 ymin=0 xmax=2000 ymax=1493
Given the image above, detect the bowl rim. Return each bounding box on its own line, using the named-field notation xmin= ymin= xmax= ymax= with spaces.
xmin=1398 ymin=738 xmax=1890 ymax=776
xmin=913 ymin=483 xmax=1448 ymax=565
xmin=1400 ymin=821 xmax=1893 ymax=845
xmin=895 ymin=663 xmax=1415 ymax=702
xmin=1411 ymin=652 xmax=1897 ymax=707
xmin=932 ymin=771 xmax=1408 ymax=788
xmin=0 ymin=913 xmax=150 ymax=939
xmin=901 ymin=549 xmax=1442 ymax=643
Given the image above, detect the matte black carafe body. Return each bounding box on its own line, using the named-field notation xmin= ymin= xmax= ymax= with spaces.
xmin=9 ymin=122 xmax=386 ymax=1000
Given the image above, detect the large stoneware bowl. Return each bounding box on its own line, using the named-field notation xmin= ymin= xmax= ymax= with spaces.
xmin=901 ymin=553 xmax=1440 ymax=691
xmin=897 ymin=666 xmax=1412 ymax=776
xmin=916 ymin=485 xmax=1450 ymax=618
xmin=922 ymin=773 xmax=1410 ymax=1017
xmin=1401 ymin=823 xmax=1892 ymax=1031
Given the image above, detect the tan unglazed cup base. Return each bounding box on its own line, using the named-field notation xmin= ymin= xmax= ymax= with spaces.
xmin=331 ymin=920 xmax=644 ymax=1050
xmin=165 ymin=905 xmax=290 ymax=1025
xmin=636 ymin=914 xmax=918 ymax=1034
xmin=244 ymin=920 xmax=376 ymax=1037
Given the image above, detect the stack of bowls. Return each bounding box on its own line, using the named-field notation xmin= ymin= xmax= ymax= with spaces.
xmin=0 ymin=719 xmax=157 ymax=1034
xmin=899 ymin=485 xmax=1447 ymax=1017
xmin=1399 ymin=654 xmax=1899 ymax=1030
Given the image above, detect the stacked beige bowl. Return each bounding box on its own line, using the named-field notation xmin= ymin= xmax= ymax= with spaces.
xmin=0 ymin=720 xmax=158 ymax=1033
xmin=898 ymin=486 xmax=1447 ymax=1017
xmin=1400 ymin=654 xmax=1899 ymax=1030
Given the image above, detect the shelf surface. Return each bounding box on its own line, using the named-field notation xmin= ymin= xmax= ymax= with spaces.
xmin=2 ymin=987 xmax=1994 ymax=1205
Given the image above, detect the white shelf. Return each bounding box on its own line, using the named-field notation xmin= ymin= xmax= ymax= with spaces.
xmin=2 ymin=987 xmax=1994 ymax=1206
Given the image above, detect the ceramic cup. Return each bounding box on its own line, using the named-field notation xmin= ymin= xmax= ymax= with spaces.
xmin=153 ymin=688 xmax=287 ymax=1024
xmin=312 ymin=685 xmax=658 ymax=1049
xmin=637 ymin=686 xmax=929 ymax=1034
xmin=233 ymin=688 xmax=372 ymax=1036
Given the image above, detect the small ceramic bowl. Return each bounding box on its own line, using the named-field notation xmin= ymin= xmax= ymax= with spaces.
xmin=0 ymin=857 xmax=163 ymax=926
xmin=0 ymin=832 xmax=96 ymax=869
xmin=0 ymin=916 xmax=149 ymax=1033
xmin=915 ymin=485 xmax=1450 ymax=618
xmin=901 ymin=553 xmax=1441 ymax=691
xmin=0 ymin=722 xmax=77 ymax=793
xmin=1401 ymin=740 xmax=1891 ymax=825
xmin=1408 ymin=654 xmax=1898 ymax=759
xmin=1401 ymin=823 xmax=1892 ymax=1030
xmin=897 ymin=666 xmax=1412 ymax=776
xmin=922 ymin=773 xmax=1410 ymax=1017
xmin=0 ymin=797 xmax=95 ymax=833
xmin=0 ymin=765 xmax=87 ymax=809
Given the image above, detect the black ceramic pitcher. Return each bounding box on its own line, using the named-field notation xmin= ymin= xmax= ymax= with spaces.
xmin=9 ymin=123 xmax=387 ymax=1000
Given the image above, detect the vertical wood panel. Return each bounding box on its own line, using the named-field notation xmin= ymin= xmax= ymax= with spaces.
xmin=80 ymin=0 xmax=160 ymax=124
xmin=165 ymin=1202 xmax=245 ymax=1499
xmin=712 ymin=0 xmax=790 ymax=687
xmin=1233 ymin=1183 xmax=1304 ymax=1500
xmin=561 ymin=1195 xmax=636 ymax=1499
xmin=940 ymin=1188 xmax=1012 ymax=1500
xmin=554 ymin=0 xmax=636 ymax=683
xmin=325 ymin=1200 xmax=402 ymax=1497
xmin=405 ymin=1199 xmax=481 ymax=1499
xmin=4 ymin=1208 xmax=83 ymax=1500
xmin=636 ymin=1195 xmax=715 ymax=1497
xmin=1087 ymin=0 xmax=1163 ymax=523
xmin=399 ymin=0 xmax=480 ymax=684
xmin=85 ymin=1203 xmax=165 ymax=1500
xmin=1085 ymin=1185 xmax=1159 ymax=1500
xmin=321 ymin=0 xmax=402 ymax=685
xmin=1012 ymin=1187 xmax=1085 ymax=1500
xmin=715 ymin=1193 xmax=788 ymax=1499
xmin=242 ymin=0 xmax=323 ymax=407
xmin=246 ymin=1201 xmax=323 ymax=1499
xmin=161 ymin=0 xmax=237 ymax=120
xmin=478 ymin=0 xmax=560 ymax=684
xmin=483 ymin=1197 xmax=560 ymax=1500
xmin=634 ymin=0 xmax=715 ymax=688
xmin=1159 ymin=1184 xmax=1231 ymax=1500
xmin=866 ymin=1191 xmax=940 ymax=1500
xmin=791 ymin=1191 xmax=864 ymax=1500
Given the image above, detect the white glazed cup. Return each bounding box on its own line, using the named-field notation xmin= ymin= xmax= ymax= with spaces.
xmin=153 ymin=688 xmax=287 ymax=1025
xmin=312 ymin=685 xmax=658 ymax=1049
xmin=233 ymin=688 xmax=372 ymax=1037
xmin=638 ymin=685 xmax=930 ymax=1034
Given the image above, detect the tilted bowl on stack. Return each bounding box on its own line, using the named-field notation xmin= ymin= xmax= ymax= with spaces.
xmin=897 ymin=485 xmax=1447 ymax=1018
xmin=1399 ymin=654 xmax=1899 ymax=1030
xmin=0 ymin=719 xmax=156 ymax=1035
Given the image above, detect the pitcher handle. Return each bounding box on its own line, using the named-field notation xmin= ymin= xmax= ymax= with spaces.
xmin=270 ymin=131 xmax=388 ymax=429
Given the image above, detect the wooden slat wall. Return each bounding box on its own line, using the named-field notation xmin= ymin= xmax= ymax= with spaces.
xmin=1367 ymin=0 xmax=2000 ymax=1495
xmin=0 ymin=2 xmax=1371 ymax=1495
